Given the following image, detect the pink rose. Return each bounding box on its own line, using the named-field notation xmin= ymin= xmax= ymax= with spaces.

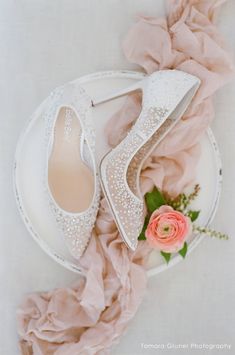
xmin=145 ymin=205 xmax=192 ymax=253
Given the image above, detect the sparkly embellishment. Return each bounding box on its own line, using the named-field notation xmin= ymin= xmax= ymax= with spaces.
xmin=136 ymin=106 xmax=169 ymax=135
xmin=44 ymin=82 xmax=100 ymax=259
xmin=101 ymin=105 xmax=169 ymax=249
xmin=49 ymin=196 xmax=100 ymax=258
xmin=100 ymin=70 xmax=199 ymax=250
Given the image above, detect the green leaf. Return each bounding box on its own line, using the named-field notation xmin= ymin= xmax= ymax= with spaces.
xmin=178 ymin=242 xmax=188 ymax=258
xmin=160 ymin=251 xmax=171 ymax=264
xmin=138 ymin=217 xmax=149 ymax=240
xmin=145 ymin=187 xmax=166 ymax=213
xmin=188 ymin=210 xmax=200 ymax=222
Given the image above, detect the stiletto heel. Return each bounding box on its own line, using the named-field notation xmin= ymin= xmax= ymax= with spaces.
xmin=92 ymin=79 xmax=145 ymax=107
xmin=99 ymin=70 xmax=200 ymax=251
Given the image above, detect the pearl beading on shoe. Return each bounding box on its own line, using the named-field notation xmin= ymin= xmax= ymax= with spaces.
xmin=100 ymin=70 xmax=200 ymax=250
xmin=127 ymin=117 xmax=173 ymax=196
xmin=135 ymin=106 xmax=169 ymax=137
xmin=102 ymin=105 xmax=169 ymax=249
xmin=49 ymin=197 xmax=99 ymax=258
xmin=44 ymin=83 xmax=100 ymax=259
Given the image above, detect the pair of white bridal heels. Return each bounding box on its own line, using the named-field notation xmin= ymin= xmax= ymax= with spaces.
xmin=44 ymin=70 xmax=200 ymax=259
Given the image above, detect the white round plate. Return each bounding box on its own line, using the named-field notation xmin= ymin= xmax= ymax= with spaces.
xmin=13 ymin=70 xmax=222 ymax=277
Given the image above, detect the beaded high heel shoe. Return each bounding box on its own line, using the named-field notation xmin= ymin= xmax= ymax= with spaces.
xmin=94 ymin=70 xmax=200 ymax=251
xmin=45 ymin=83 xmax=100 ymax=259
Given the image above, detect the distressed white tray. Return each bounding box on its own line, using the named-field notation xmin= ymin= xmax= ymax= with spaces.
xmin=13 ymin=70 xmax=222 ymax=277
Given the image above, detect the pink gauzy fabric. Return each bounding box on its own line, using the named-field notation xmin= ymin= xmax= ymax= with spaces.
xmin=17 ymin=1 xmax=234 ymax=354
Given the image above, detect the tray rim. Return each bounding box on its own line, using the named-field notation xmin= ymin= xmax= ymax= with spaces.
xmin=13 ymin=70 xmax=222 ymax=277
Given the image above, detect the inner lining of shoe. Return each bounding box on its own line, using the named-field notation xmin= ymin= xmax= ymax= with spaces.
xmin=48 ymin=107 xmax=94 ymax=213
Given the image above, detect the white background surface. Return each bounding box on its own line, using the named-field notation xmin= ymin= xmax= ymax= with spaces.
xmin=0 ymin=1 xmax=235 ymax=354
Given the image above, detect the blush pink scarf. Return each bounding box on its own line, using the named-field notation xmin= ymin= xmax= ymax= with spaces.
xmin=17 ymin=1 xmax=234 ymax=354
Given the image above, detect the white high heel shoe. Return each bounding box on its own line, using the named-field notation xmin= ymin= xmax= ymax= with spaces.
xmin=95 ymin=70 xmax=201 ymax=251
xmin=44 ymin=83 xmax=100 ymax=259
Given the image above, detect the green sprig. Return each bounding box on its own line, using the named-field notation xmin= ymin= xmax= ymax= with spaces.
xmin=193 ymin=225 xmax=229 ymax=240
xmin=165 ymin=184 xmax=201 ymax=213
